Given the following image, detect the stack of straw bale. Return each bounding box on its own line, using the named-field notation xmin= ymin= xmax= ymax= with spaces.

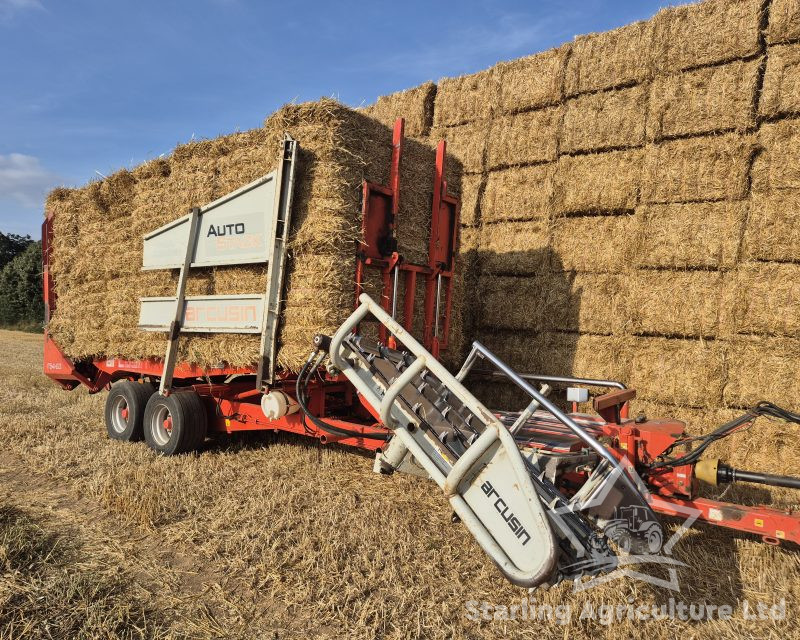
xmin=366 ymin=0 xmax=800 ymax=481
xmin=47 ymin=100 xmax=462 ymax=371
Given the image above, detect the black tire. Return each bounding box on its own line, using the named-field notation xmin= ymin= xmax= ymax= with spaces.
xmin=105 ymin=380 xmax=155 ymax=442
xmin=143 ymin=391 xmax=207 ymax=456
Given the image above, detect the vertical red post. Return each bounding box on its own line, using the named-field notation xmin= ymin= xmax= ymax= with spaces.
xmin=424 ymin=141 xmax=447 ymax=357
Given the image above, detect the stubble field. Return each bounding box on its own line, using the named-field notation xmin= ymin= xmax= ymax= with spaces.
xmin=0 ymin=329 xmax=798 ymax=639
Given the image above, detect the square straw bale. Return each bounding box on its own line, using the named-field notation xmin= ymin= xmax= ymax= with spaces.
xmin=628 ymin=336 xmax=727 ymax=407
xmin=561 ymin=85 xmax=648 ymax=153
xmin=477 ymin=275 xmax=547 ymax=332
xmin=362 ymin=81 xmax=437 ymax=138
xmin=553 ymin=149 xmax=643 ymax=213
xmin=541 ymin=272 xmax=626 ymax=335
xmin=635 ymin=201 xmax=745 ymax=268
xmin=481 ymin=164 xmax=554 ymax=223
xmin=478 ymin=219 xmax=550 ymax=275
xmin=429 ymin=120 xmax=488 ymax=174
xmin=650 ymin=0 xmax=764 ymax=74
xmin=767 ymin=0 xmax=800 ymax=44
xmin=486 ymin=106 xmax=561 ymax=169
xmin=760 ymin=43 xmax=800 ymax=118
xmin=721 ymin=262 xmax=800 ymax=337
xmin=458 ymin=174 xmax=484 ymax=226
xmin=751 ymin=118 xmax=800 ymax=192
xmin=743 ymin=190 xmax=800 ymax=261
xmin=565 ymin=20 xmax=654 ymax=95
xmin=622 ymin=269 xmax=723 ymax=338
xmin=495 ymin=45 xmax=569 ymax=113
xmin=550 ymin=213 xmax=638 ymax=273
xmin=538 ymin=331 xmax=631 ymax=382
xmin=433 ymin=67 xmax=499 ymax=127
xmin=647 ymin=59 xmax=760 ymax=140
xmin=471 ymin=327 xmax=540 ymax=373
xmin=641 ymin=134 xmax=754 ymax=203
xmin=46 ymin=187 xmax=83 ymax=294
xmin=723 ymin=336 xmax=800 ymax=406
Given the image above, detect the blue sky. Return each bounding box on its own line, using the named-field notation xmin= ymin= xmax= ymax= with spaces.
xmin=0 ymin=0 xmax=676 ymax=239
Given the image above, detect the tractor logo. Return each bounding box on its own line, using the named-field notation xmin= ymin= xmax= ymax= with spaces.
xmin=553 ymin=464 xmax=700 ymax=592
xmin=604 ymin=505 xmax=663 ymax=555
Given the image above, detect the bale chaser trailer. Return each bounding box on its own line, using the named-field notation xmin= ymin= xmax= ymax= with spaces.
xmin=43 ymin=120 xmax=800 ymax=588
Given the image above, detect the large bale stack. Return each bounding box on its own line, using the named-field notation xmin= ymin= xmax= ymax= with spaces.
xmin=46 ymin=100 xmax=462 ymax=371
xmin=365 ymin=0 xmax=800 ymax=490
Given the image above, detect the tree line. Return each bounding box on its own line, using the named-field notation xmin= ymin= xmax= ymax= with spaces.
xmin=0 ymin=231 xmax=43 ymax=331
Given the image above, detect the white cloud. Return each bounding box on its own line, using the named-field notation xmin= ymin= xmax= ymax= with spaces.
xmin=0 ymin=0 xmax=43 ymax=21
xmin=0 ymin=154 xmax=62 ymax=207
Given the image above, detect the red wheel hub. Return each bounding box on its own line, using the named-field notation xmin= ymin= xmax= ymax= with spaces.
xmin=121 ymin=407 xmax=129 ymax=420
xmin=163 ymin=416 xmax=173 ymax=432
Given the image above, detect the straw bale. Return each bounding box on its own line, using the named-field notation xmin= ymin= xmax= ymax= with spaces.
xmin=45 ymin=188 xmax=82 ymax=294
xmin=481 ymin=164 xmax=554 ymax=223
xmin=553 ymin=149 xmax=643 ymax=213
xmin=723 ymin=336 xmax=800 ymax=406
xmin=641 ymin=134 xmax=754 ymax=203
xmin=48 ymin=100 xmax=457 ymax=371
xmin=473 ymin=330 xmax=630 ymax=383
xmin=565 ymin=20 xmax=654 ymax=95
xmin=495 ymin=45 xmax=569 ymax=113
xmin=476 ymin=275 xmax=546 ymax=332
xmin=751 ymin=118 xmax=800 ymax=192
xmin=458 ymin=225 xmax=480 ymax=254
xmin=635 ymin=201 xmax=745 ymax=268
xmin=721 ymin=262 xmax=800 ymax=337
xmin=458 ymin=174 xmax=483 ymax=226
xmin=628 ymin=337 xmax=726 ymax=407
xmin=623 ymin=270 xmax=723 ymax=338
xmin=760 ymin=43 xmax=800 ymax=117
xmin=651 ymin=0 xmax=763 ymax=74
xmin=478 ymin=219 xmax=550 ymax=275
xmin=471 ymin=328 xmax=537 ymax=373
xmin=362 ymin=81 xmax=436 ymax=138
xmin=561 ymin=85 xmax=647 ymax=153
xmin=538 ymin=331 xmax=631 ymax=382
xmin=647 ymin=59 xmax=760 ymax=140
xmin=486 ymin=106 xmax=561 ymax=169
xmin=541 ymin=272 xmax=625 ymax=335
xmin=429 ymin=121 xmax=487 ymax=174
xmin=433 ymin=67 xmax=498 ymax=127
xmin=767 ymin=0 xmax=800 ymax=44
xmin=550 ymin=214 xmax=637 ymax=273
xmin=743 ymin=190 xmax=800 ymax=261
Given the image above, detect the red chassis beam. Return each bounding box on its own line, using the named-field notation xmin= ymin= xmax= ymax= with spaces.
xmin=651 ymin=495 xmax=800 ymax=547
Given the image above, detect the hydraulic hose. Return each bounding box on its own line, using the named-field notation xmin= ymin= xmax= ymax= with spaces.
xmin=294 ymin=349 xmax=390 ymax=442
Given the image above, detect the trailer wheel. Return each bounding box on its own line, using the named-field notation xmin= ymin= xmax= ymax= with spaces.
xmin=105 ymin=380 xmax=155 ymax=442
xmin=143 ymin=391 xmax=208 ymax=456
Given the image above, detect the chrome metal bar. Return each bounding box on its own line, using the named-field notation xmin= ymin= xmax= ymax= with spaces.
xmin=391 ymin=264 xmax=399 ymax=320
xmin=471 ymin=341 xmax=650 ymax=506
xmin=489 ymin=371 xmax=626 ymax=390
xmin=510 ymin=384 xmax=551 ymax=434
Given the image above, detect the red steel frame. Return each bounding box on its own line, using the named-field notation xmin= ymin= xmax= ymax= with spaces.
xmin=354 ymin=118 xmax=459 ymax=358
xmin=41 ymin=120 xmax=800 ymax=550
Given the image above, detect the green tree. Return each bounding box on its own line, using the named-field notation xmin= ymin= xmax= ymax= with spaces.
xmin=0 ymin=232 xmax=33 ymax=270
xmin=0 ymin=241 xmax=44 ymax=330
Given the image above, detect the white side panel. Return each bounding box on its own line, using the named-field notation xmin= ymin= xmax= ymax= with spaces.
xmin=142 ymin=172 xmax=277 ymax=270
xmin=139 ymin=295 xmax=265 ymax=333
